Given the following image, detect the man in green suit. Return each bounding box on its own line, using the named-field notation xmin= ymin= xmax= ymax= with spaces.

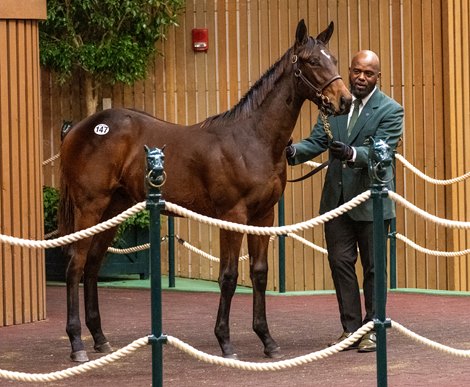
xmin=286 ymin=50 xmax=403 ymax=352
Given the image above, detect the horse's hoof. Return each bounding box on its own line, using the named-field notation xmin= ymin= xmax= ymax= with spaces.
xmin=70 ymin=350 xmax=89 ymax=362
xmin=94 ymin=342 xmax=113 ymax=353
xmin=223 ymin=353 xmax=239 ymax=360
xmin=264 ymin=346 xmax=283 ymax=359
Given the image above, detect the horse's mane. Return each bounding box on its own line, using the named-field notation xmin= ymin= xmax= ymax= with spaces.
xmin=201 ymin=46 xmax=296 ymax=128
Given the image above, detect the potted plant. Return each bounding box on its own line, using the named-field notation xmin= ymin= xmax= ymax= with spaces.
xmin=43 ymin=186 xmax=150 ymax=281
xmin=99 ymin=210 xmax=151 ymax=280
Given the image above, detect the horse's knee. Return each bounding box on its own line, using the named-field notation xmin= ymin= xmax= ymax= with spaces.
xmin=250 ymin=261 xmax=268 ymax=286
xmin=218 ymin=271 xmax=238 ymax=292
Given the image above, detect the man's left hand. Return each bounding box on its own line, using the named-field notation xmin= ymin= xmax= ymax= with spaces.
xmin=329 ymin=141 xmax=354 ymax=161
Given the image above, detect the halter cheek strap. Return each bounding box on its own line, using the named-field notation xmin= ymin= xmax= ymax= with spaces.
xmin=291 ymin=54 xmax=342 ymax=102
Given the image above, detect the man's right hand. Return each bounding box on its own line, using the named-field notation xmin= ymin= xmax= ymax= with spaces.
xmin=286 ymin=145 xmax=296 ymax=159
xmin=286 ymin=138 xmax=296 ymax=159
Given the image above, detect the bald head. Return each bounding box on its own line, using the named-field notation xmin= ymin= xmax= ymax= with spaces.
xmin=349 ymin=50 xmax=381 ymax=98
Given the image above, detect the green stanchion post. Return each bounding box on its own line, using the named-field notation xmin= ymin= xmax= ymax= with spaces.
xmin=278 ymin=195 xmax=286 ymax=293
xmin=145 ymin=146 xmax=167 ymax=387
xmin=368 ymin=138 xmax=393 ymax=387
xmin=389 ymin=217 xmax=397 ymax=289
xmin=389 ymin=156 xmax=397 ymax=289
xmin=168 ymin=216 xmax=175 ymax=288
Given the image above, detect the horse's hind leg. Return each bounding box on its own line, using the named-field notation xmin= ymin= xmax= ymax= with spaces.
xmin=83 ymin=195 xmax=134 ymax=355
xmin=215 ymin=229 xmax=244 ymax=359
xmin=248 ymin=227 xmax=281 ymax=358
xmin=65 ymin=236 xmax=95 ymax=362
xmin=65 ymin=198 xmax=113 ymax=362
xmin=83 ymin=227 xmax=118 ymax=354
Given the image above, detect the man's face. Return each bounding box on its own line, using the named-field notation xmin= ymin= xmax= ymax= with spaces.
xmin=349 ymin=57 xmax=381 ymax=99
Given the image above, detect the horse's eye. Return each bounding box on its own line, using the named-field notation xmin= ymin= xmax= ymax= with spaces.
xmin=308 ymin=57 xmax=321 ymax=66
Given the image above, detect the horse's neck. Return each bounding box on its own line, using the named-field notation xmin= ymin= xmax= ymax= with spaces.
xmin=249 ymin=73 xmax=304 ymax=146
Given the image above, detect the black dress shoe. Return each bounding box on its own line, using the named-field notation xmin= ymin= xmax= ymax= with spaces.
xmin=358 ymin=331 xmax=376 ymax=352
xmin=328 ymin=332 xmax=360 ymax=351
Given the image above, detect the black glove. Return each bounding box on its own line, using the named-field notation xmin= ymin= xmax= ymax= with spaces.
xmin=329 ymin=141 xmax=354 ymax=161
xmin=285 ymin=138 xmax=296 ymax=159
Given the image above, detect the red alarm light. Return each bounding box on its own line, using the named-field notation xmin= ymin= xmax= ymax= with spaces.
xmin=192 ymin=28 xmax=209 ymax=52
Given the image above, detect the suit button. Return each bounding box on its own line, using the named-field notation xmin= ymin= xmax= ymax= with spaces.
xmin=338 ymin=181 xmax=342 ymax=186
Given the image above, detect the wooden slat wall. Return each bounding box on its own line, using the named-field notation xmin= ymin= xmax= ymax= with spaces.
xmin=41 ymin=0 xmax=470 ymax=291
xmin=1 ymin=14 xmax=46 ymax=326
xmin=444 ymin=0 xmax=470 ymax=291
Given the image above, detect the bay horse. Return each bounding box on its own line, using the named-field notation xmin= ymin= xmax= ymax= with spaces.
xmin=59 ymin=19 xmax=351 ymax=362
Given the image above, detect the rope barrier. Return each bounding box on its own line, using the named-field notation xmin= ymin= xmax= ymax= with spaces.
xmin=391 ymin=321 xmax=470 ymax=358
xmin=286 ymin=232 xmax=327 ymax=255
xmin=175 ymin=235 xmax=250 ymax=262
xmin=395 ymin=153 xmax=470 ymax=185
xmin=302 ymin=154 xmax=470 ymax=185
xmin=0 ymin=336 xmax=149 ymax=382
xmin=0 ymin=202 xmax=146 ymax=249
xmin=107 ymin=243 xmax=150 ymax=254
xmin=395 ymin=233 xmax=470 ymax=257
xmin=164 ymin=190 xmax=371 ymax=236
xmin=166 ymin=322 xmax=373 ymax=371
xmin=2 ymin=319 xmax=470 ymax=382
xmin=42 ymin=152 xmax=60 ymax=166
xmin=388 ymin=191 xmax=470 ymax=229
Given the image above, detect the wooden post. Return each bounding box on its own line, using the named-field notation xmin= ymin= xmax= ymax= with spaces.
xmin=0 ymin=0 xmax=47 ymax=327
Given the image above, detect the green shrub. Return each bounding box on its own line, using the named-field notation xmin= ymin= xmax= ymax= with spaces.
xmin=42 ymin=186 xmax=150 ymax=241
xmin=43 ymin=186 xmax=60 ymax=234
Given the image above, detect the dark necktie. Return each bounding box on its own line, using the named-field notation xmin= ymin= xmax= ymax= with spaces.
xmin=348 ymin=98 xmax=362 ymax=136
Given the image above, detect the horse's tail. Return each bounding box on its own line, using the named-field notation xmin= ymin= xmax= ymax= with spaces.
xmin=58 ymin=171 xmax=75 ymax=255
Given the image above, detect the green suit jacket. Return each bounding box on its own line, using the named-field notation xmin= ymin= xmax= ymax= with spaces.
xmin=288 ymin=88 xmax=404 ymax=221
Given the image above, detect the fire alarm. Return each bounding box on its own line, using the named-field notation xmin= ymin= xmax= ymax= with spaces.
xmin=192 ymin=28 xmax=209 ymax=52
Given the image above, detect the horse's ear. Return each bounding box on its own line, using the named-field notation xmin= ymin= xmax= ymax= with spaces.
xmin=295 ymin=19 xmax=308 ymax=46
xmin=316 ymin=21 xmax=334 ymax=44
xmin=144 ymin=145 xmax=149 ymax=154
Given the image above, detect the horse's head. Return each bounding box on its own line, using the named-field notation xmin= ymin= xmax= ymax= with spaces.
xmin=367 ymin=137 xmax=394 ymax=184
xmin=292 ymin=20 xmax=352 ymax=115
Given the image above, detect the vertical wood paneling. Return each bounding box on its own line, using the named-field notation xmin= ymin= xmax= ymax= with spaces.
xmin=1 ymin=16 xmax=45 ymax=326
xmin=40 ymin=0 xmax=470 ymax=292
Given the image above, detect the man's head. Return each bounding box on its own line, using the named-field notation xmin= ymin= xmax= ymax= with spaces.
xmin=349 ymin=50 xmax=381 ymax=99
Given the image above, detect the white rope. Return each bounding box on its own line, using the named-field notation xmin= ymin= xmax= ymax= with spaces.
xmin=42 ymin=152 xmax=60 ymax=166
xmin=3 ymin=319 xmax=470 ymax=382
xmin=0 ymin=202 xmax=147 ymax=249
xmin=176 ymin=236 xmax=249 ymax=262
xmin=392 ymin=321 xmax=470 ymax=357
xmin=166 ymin=322 xmax=374 ymax=371
xmin=44 ymin=229 xmax=59 ymax=239
xmin=287 ymin=232 xmax=327 ymax=255
xmin=107 ymin=243 xmax=150 ymax=254
xmin=395 ymin=233 xmax=470 ymax=257
xmin=0 ymin=336 xmax=149 ymax=382
xmin=388 ymin=191 xmax=470 ymax=229
xmin=165 ymin=190 xmax=371 ymax=236
xmin=176 ymin=235 xmax=276 ymax=262
xmin=395 ymin=153 xmax=470 ymax=185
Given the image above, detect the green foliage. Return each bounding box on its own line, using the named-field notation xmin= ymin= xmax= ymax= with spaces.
xmin=113 ymin=209 xmax=150 ymax=243
xmin=42 ymin=186 xmax=150 ymax=241
xmin=39 ymin=0 xmax=185 ymax=85
xmin=43 ymin=186 xmax=60 ymax=234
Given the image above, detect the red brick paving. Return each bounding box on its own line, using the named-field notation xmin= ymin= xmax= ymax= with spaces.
xmin=1 ymin=286 xmax=470 ymax=386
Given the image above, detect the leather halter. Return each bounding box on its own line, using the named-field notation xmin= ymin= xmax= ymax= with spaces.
xmin=291 ymin=54 xmax=342 ymax=111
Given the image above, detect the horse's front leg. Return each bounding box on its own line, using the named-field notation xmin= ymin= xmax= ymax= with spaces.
xmin=215 ymin=229 xmax=244 ymax=359
xmin=247 ymin=213 xmax=281 ymax=358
